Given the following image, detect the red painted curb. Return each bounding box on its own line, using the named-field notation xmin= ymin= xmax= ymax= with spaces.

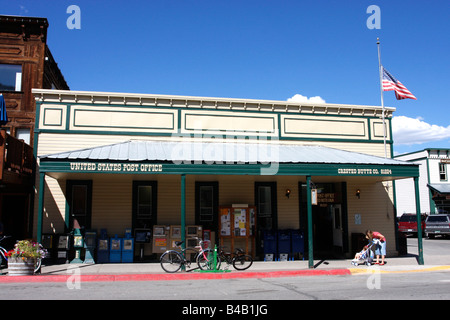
xmin=0 ymin=269 xmax=351 ymax=283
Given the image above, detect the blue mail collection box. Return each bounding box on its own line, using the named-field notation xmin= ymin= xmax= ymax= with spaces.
xmin=109 ymin=235 xmax=122 ymax=263
xmin=263 ymin=230 xmax=277 ymax=261
xmin=290 ymin=229 xmax=304 ymax=260
xmin=277 ymin=230 xmax=291 ymax=260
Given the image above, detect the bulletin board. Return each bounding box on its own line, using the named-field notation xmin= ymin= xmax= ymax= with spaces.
xmin=219 ymin=206 xmax=256 ymax=256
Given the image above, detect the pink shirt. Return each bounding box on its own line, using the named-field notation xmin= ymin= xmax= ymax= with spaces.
xmin=372 ymin=232 xmax=386 ymax=242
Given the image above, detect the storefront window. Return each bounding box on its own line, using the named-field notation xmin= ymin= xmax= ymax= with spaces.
xmin=255 ymin=182 xmax=277 ymax=231
xmin=67 ymin=180 xmax=92 ymax=231
xmin=199 ymin=186 xmax=214 ymax=222
xmin=132 ymin=181 xmax=157 ymax=230
xmin=137 ymin=185 xmax=152 ymax=218
xmin=195 ymin=182 xmax=218 ymax=231
xmin=258 ymin=186 xmax=272 ymax=218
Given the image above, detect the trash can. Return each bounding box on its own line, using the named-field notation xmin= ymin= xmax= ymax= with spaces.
xmin=263 ymin=230 xmax=277 ymax=261
xmin=277 ymin=230 xmax=291 ymax=261
xmin=290 ymin=229 xmax=304 ymax=260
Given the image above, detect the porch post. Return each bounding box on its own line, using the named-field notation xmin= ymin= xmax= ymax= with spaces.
xmin=181 ymin=174 xmax=186 ymax=251
xmin=414 ymin=177 xmax=424 ymax=265
xmin=306 ymin=175 xmax=314 ymax=268
xmin=36 ymin=172 xmax=45 ymax=243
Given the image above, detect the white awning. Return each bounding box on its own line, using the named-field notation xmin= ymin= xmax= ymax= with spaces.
xmin=40 ymin=140 xmax=410 ymax=166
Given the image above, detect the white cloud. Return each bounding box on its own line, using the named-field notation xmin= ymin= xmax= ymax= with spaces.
xmin=20 ymin=5 xmax=29 ymax=13
xmin=287 ymin=94 xmax=326 ymax=104
xmin=392 ymin=116 xmax=450 ymax=145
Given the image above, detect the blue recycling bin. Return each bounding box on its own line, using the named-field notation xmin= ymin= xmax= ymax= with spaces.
xmin=109 ymin=235 xmax=122 ymax=263
xmin=121 ymin=230 xmax=134 ymax=263
xmin=277 ymin=230 xmax=291 ymax=260
xmin=290 ymin=229 xmax=304 ymax=260
xmin=263 ymin=230 xmax=277 ymax=261
xmin=97 ymin=229 xmax=109 ymax=263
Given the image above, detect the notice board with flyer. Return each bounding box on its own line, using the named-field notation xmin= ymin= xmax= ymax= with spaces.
xmin=219 ymin=205 xmax=256 ymax=256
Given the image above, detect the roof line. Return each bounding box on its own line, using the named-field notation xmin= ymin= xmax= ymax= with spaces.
xmin=32 ymin=89 xmax=395 ymax=112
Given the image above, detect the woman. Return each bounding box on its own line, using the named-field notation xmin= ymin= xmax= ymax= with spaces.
xmin=365 ymin=230 xmax=386 ymax=265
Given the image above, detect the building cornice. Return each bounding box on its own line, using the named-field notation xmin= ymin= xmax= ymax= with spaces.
xmin=32 ymin=89 xmax=395 ymax=117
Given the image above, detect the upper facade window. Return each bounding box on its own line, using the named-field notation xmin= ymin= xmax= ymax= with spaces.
xmin=0 ymin=64 xmax=22 ymax=92
xmin=439 ymin=163 xmax=447 ymax=181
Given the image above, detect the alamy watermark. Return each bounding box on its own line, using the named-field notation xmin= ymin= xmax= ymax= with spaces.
xmin=66 ymin=265 xmax=81 ymax=290
xmin=366 ymin=266 xmax=382 ymax=290
xmin=170 ymin=129 xmax=280 ymax=175
xmin=67 ymin=5 xmax=81 ymax=30
xmin=366 ymin=5 xmax=381 ymax=30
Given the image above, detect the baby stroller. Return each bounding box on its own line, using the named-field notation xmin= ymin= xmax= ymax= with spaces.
xmin=351 ymin=240 xmax=376 ymax=266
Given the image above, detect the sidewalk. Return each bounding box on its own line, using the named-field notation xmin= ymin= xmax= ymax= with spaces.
xmin=1 ymin=254 xmax=450 ymax=283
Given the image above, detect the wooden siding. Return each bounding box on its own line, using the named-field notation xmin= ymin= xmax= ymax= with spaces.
xmin=35 ymin=174 xmax=396 ymax=255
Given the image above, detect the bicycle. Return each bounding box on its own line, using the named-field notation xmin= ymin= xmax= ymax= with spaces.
xmin=0 ymin=236 xmax=43 ymax=274
xmin=160 ymin=238 xmax=219 ymax=273
xmin=0 ymin=236 xmax=11 ymax=272
xmin=216 ymin=246 xmax=253 ymax=271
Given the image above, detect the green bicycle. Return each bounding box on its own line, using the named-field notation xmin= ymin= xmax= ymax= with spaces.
xmin=160 ymin=238 xmax=219 ymax=273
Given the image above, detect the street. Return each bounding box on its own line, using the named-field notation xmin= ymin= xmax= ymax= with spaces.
xmin=1 ymin=237 xmax=449 ymax=302
xmin=1 ymin=269 xmax=449 ymax=301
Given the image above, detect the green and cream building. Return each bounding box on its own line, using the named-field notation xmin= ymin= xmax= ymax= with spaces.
xmin=32 ymin=89 xmax=422 ymax=266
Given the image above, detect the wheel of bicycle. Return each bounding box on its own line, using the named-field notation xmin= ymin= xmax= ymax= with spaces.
xmin=160 ymin=250 xmax=183 ymax=273
xmin=34 ymin=258 xmax=42 ymax=274
xmin=232 ymin=254 xmax=253 ymax=270
xmin=197 ymin=249 xmax=221 ymax=270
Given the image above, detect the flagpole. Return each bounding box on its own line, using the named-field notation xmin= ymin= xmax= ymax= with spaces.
xmin=377 ymin=37 xmax=387 ymax=158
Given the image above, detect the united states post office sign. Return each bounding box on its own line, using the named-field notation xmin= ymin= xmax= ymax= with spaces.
xmin=39 ymin=160 xmax=418 ymax=177
xmin=69 ymin=162 xmax=163 ymax=173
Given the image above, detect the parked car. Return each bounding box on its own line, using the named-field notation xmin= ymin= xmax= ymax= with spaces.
xmin=425 ymin=214 xmax=450 ymax=238
xmin=398 ymin=213 xmax=427 ymax=236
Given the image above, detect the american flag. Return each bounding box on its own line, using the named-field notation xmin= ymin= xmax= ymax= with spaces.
xmin=382 ymin=67 xmax=417 ymax=100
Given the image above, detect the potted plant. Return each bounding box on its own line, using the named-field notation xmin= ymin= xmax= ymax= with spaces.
xmin=6 ymin=240 xmax=46 ymax=276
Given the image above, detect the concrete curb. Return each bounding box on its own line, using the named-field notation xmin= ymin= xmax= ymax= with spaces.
xmin=0 ymin=268 xmax=352 ymax=283
xmin=4 ymin=265 xmax=450 ymax=283
xmin=349 ymin=265 xmax=450 ymax=275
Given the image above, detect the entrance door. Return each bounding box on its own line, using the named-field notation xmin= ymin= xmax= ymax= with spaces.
xmin=332 ymin=204 xmax=343 ymax=248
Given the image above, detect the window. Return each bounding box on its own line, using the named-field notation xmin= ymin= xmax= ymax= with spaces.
xmin=15 ymin=128 xmax=31 ymax=145
xmin=258 ymin=186 xmax=272 ymax=218
xmin=0 ymin=64 xmax=22 ymax=91
xmin=195 ymin=182 xmax=218 ymax=231
xmin=66 ymin=180 xmax=92 ymax=231
xmin=132 ymin=181 xmax=157 ymax=230
xmin=439 ymin=163 xmax=447 ymax=181
xmin=255 ymin=182 xmax=277 ymax=230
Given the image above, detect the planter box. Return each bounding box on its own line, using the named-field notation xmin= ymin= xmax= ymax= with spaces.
xmin=8 ymin=258 xmax=35 ymax=276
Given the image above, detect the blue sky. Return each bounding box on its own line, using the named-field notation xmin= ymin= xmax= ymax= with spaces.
xmin=3 ymin=0 xmax=449 ymax=155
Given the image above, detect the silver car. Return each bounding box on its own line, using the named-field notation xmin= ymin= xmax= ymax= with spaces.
xmin=425 ymin=214 xmax=450 ymax=238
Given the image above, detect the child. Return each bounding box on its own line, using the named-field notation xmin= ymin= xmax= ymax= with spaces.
xmin=353 ymin=245 xmax=368 ymax=261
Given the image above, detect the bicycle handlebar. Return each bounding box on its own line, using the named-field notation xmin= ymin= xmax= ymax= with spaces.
xmin=0 ymin=235 xmax=11 ymax=242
